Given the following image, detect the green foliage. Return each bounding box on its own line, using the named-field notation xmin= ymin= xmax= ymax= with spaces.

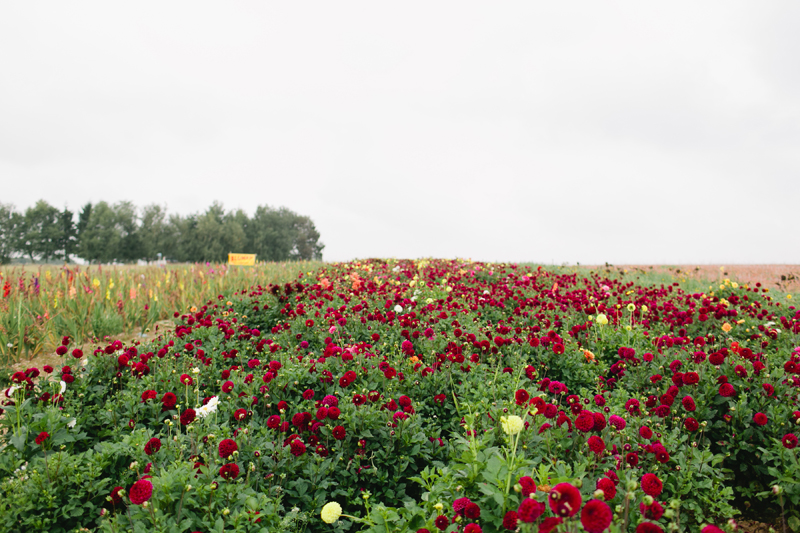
xmin=0 ymin=200 xmax=324 ymax=264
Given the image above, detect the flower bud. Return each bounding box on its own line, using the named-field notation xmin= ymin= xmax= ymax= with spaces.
xmin=593 ymin=489 xmax=605 ymax=500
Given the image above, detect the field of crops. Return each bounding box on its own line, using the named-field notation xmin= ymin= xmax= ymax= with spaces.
xmin=0 ymin=262 xmax=324 ymax=364
xmin=1 ymin=258 xmax=799 ymax=533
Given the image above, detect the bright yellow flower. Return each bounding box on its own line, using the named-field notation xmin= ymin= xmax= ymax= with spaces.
xmin=596 ymin=314 xmax=608 ymax=326
xmin=627 ymin=303 xmax=636 ymax=312
xmin=721 ymin=322 xmax=732 ymax=333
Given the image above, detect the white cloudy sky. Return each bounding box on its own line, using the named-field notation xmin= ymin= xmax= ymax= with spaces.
xmin=1 ymin=2 xmax=799 ymax=264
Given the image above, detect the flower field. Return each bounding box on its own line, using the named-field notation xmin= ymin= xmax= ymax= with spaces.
xmin=0 ymin=262 xmax=323 ymax=364
xmin=1 ymin=258 xmax=799 ymax=533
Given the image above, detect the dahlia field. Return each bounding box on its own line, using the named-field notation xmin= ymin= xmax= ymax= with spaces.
xmin=1 ymin=259 xmax=799 ymax=533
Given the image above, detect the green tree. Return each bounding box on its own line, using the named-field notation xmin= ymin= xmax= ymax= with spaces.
xmin=247 ymin=205 xmax=324 ymax=261
xmin=291 ymin=214 xmax=325 ymax=260
xmin=77 ymin=201 xmax=120 ymax=264
xmin=0 ymin=203 xmax=21 ymax=264
xmin=55 ymin=207 xmax=78 ymax=262
xmin=113 ymin=201 xmax=142 ymax=263
xmin=167 ymin=213 xmax=200 ymax=263
xmin=20 ymin=200 xmax=61 ymax=262
xmin=139 ymin=204 xmax=170 ymax=261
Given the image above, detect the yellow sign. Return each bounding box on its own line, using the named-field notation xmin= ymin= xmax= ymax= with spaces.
xmin=228 ymin=253 xmax=256 ymax=266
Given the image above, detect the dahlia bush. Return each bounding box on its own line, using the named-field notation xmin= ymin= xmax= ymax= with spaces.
xmin=1 ymin=259 xmax=799 ymax=532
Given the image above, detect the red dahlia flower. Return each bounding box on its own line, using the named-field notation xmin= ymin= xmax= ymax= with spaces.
xmin=783 ymin=433 xmax=798 ymax=449
xmin=218 ymin=438 xmax=238 ymax=458
xmin=161 ymin=392 xmax=177 ymax=409
xmin=464 ymin=502 xmax=480 ymax=519
xmin=290 ymin=439 xmax=306 ymax=456
xmin=588 ymin=435 xmax=605 ymax=454
xmin=501 ymin=511 xmax=518 ymax=530
xmin=753 ymin=412 xmax=768 ymax=426
xmin=35 ymin=431 xmax=50 ymax=445
xmin=219 ymin=463 xmax=240 ymax=480
xmin=640 ymin=500 xmax=665 ymax=520
xmin=548 ymin=482 xmax=582 ymax=517
xmin=129 ymin=479 xmax=153 ymax=505
xmin=609 ymin=415 xmax=626 ymax=430
xmin=596 ymin=477 xmax=616 ymax=500
xmin=641 ymin=473 xmax=663 ymax=497
xmin=581 ymin=499 xmax=613 ymax=533
xmin=684 ymin=417 xmax=699 ymax=431
xmin=719 ymin=383 xmax=735 ymax=397
xmin=109 ymin=486 xmax=124 ymax=506
xmin=681 ymin=396 xmax=696 ymax=411
xmin=517 ymin=498 xmax=545 ymax=522
xmin=144 ymin=437 xmax=162 ymax=456
xmin=518 ymin=475 xmax=537 ymax=496
xmin=434 ymin=515 xmax=449 ymax=531
xmin=575 ymin=412 xmax=594 ymax=432
xmin=180 ymin=408 xmax=196 ymax=426
xmin=464 ymin=524 xmax=482 ymax=533
xmin=332 ymin=425 xmax=346 ymax=440
xmin=452 ymin=497 xmax=471 ymax=515
xmin=515 ymin=389 xmax=530 ymax=405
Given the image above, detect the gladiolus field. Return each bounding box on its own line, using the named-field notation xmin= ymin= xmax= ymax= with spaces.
xmin=1 ymin=259 xmax=799 ymax=533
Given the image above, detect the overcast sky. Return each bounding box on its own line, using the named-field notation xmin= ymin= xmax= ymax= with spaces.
xmin=1 ymin=2 xmax=798 ymax=264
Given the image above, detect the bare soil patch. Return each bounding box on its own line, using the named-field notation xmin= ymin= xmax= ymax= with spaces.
xmin=588 ymin=264 xmax=800 ymax=293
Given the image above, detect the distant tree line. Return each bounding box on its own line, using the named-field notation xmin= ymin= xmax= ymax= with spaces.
xmin=0 ymin=200 xmax=324 ymax=264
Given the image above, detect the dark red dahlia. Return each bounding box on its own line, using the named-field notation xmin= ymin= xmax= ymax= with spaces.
xmin=161 ymin=392 xmax=177 ymax=409
xmin=144 ymin=437 xmax=162 ymax=456
xmin=332 ymin=425 xmax=346 ymax=440
xmin=517 ymin=498 xmax=545 ymax=522
xmin=219 ymin=463 xmax=240 ymax=480
xmin=518 ymin=475 xmax=536 ymax=496
xmin=588 ymin=435 xmax=605 ymax=454
xmin=641 ymin=473 xmax=663 ymax=497
xmin=596 ymin=477 xmax=616 ymax=500
xmin=180 ymin=408 xmax=196 ymax=426
xmin=548 ymin=482 xmax=582 ymax=517
xmin=640 ymin=500 xmax=665 ymax=520
xmin=290 ymin=439 xmax=306 ymax=456
xmin=581 ymin=499 xmax=612 ymax=533
xmin=129 ymin=479 xmax=153 ymax=505
xmin=218 ymin=438 xmax=238 ymax=458
xmin=502 ymin=511 xmax=518 ymax=530
xmin=783 ymin=433 xmax=798 ymax=449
